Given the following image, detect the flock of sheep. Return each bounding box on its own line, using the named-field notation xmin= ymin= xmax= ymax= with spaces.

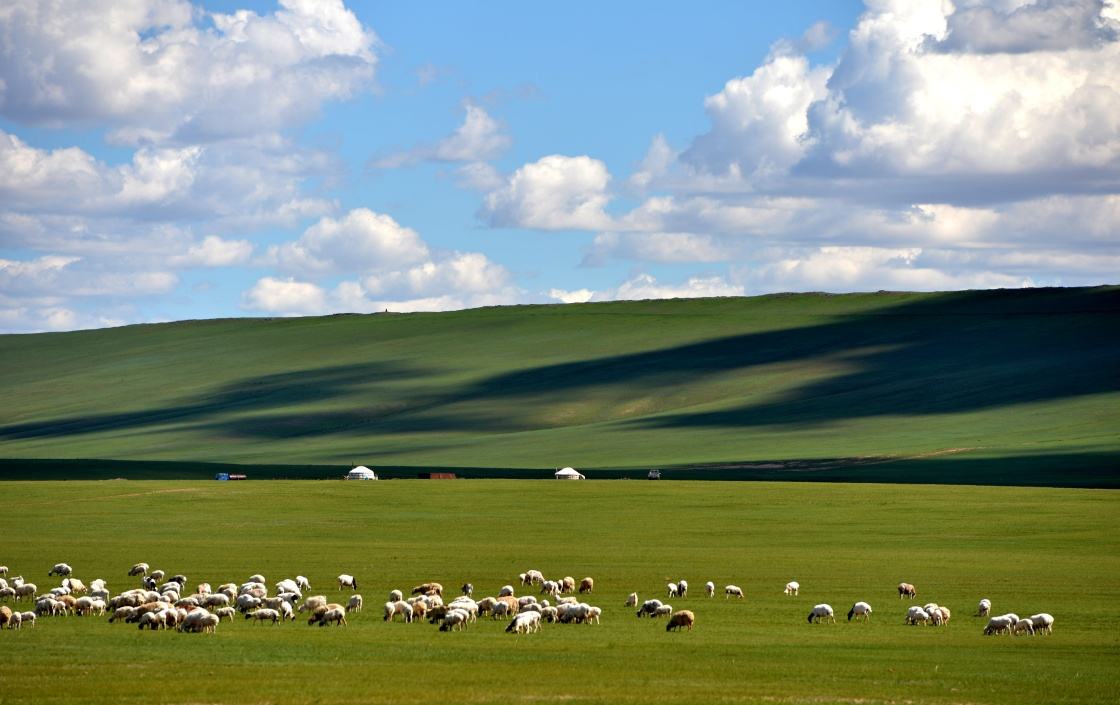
xmin=0 ymin=563 xmax=1053 ymax=639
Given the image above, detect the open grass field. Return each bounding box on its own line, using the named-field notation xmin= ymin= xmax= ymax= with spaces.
xmin=1 ymin=479 xmax=1117 ymax=705
xmin=2 ymin=286 xmax=1118 ymax=485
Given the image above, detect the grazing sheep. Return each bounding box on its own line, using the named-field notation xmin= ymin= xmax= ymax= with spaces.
xmin=498 ymin=585 xmax=515 ymax=597
xmin=540 ymin=606 xmax=560 ymax=622
xmin=235 ymin=595 xmax=262 ymax=613
xmin=439 ymin=609 xmax=468 ymax=632
xmin=8 ymin=611 xmax=22 ymax=630
xmin=215 ymin=607 xmax=237 ymax=622
xmin=808 ymin=604 xmax=835 ymax=624
xmin=448 ymin=598 xmax=478 ymax=621
xmin=705 ymin=581 xmax=715 ymax=598
xmin=48 ymin=563 xmax=72 ymax=577
xmin=666 ymin=609 xmax=695 ymax=632
xmin=149 ymin=570 xmax=166 ymax=583
xmin=847 ymin=602 xmax=872 ymax=622
xmin=196 ymin=582 xmax=211 ymax=595
xmin=933 ymin=606 xmax=951 ymax=624
xmin=347 ymin=594 xmax=363 ymax=613
xmin=203 ymin=594 xmax=231 ymax=609
xmin=0 ymin=566 xmax=7 ymax=576
xmin=109 ymin=606 xmax=135 ymax=623
xmin=247 ymin=608 xmax=280 ymax=625
xmin=625 ymin=592 xmax=638 ymax=607
xmin=784 ymin=581 xmax=800 ymax=596
xmin=410 ymin=600 xmax=428 ymax=621
xmin=977 ymin=599 xmax=991 ymax=617
xmin=1013 ymin=619 xmax=1035 ymax=636
xmin=127 ymin=563 xmax=148 ymax=578
xmin=384 ymin=600 xmax=413 ymax=623
xmin=296 ymin=576 xmax=311 ymax=591
xmin=898 ymin=582 xmax=917 ymax=599
xmin=276 ymin=579 xmax=300 ymax=595
xmin=540 ymin=580 xmax=560 ymax=598
xmin=19 ymin=611 xmax=35 ymax=627
xmin=412 ymin=582 xmax=443 ymax=597
xmin=677 ymin=580 xmax=689 ymax=598
xmin=905 ymin=606 xmax=931 ymax=625
xmin=516 ymin=595 xmax=538 ymax=610
xmin=524 ymin=570 xmax=544 ymax=585
xmin=461 ymin=583 xmax=473 ymax=596
xmin=494 ymin=596 xmax=519 ymax=618
xmin=278 ymin=601 xmax=295 ymax=621
xmin=388 ymin=589 xmax=403 ymax=602
xmin=579 ymin=577 xmax=594 ymax=594
xmin=247 ymin=574 xmax=266 ymax=585
xmin=1029 ymin=613 xmax=1054 ymax=635
xmin=63 ymin=578 xmax=87 ymax=594
xmin=307 ymin=603 xmax=346 ymax=626
xmin=337 ymin=574 xmax=358 ymax=591
xmin=560 ymin=577 xmax=576 ymax=594
xmin=0 ymin=606 xmax=11 ymax=628
xmin=636 ymin=599 xmax=663 ymax=618
xmin=14 ymin=583 xmax=37 ymax=601
xmin=74 ymin=596 xmax=95 ymax=616
xmin=653 ymin=604 xmax=673 ymax=618
xmin=138 ymin=611 xmax=166 ymax=630
xmin=725 ymin=585 xmax=744 ymax=600
xmin=505 ymin=610 xmax=542 ymax=634
xmin=666 ymin=582 xmax=679 ymax=598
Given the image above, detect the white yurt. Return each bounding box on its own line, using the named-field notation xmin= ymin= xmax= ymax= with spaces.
xmin=554 ymin=467 xmax=585 ymax=480
xmin=346 ymin=465 xmax=378 ymax=480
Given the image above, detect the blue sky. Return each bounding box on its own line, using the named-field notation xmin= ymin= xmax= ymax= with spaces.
xmin=1 ymin=0 xmax=1117 ymax=332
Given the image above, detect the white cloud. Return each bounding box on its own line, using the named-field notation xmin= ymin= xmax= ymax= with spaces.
xmin=269 ymin=208 xmax=430 ymax=275
xmin=583 ymin=232 xmax=733 ymax=266
xmin=169 ymin=235 xmax=253 ymax=267
xmin=362 ymin=252 xmax=512 ymax=297
xmin=482 ymin=155 xmax=613 ymax=230
xmin=931 ymin=0 xmax=1118 ymax=54
xmin=0 ymin=0 xmax=379 ymax=143
xmin=242 ymin=276 xmax=328 ymax=316
xmin=455 ymin=161 xmax=504 ymax=191
xmin=547 ymin=288 xmax=595 ymax=304
xmin=549 ymin=273 xmax=745 ymax=304
xmin=372 ymin=103 xmax=511 ymax=168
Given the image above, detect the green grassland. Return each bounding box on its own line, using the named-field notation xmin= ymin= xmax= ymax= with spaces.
xmin=1 ymin=287 xmax=1118 ymax=484
xmin=1 ymin=480 xmax=1117 ymax=705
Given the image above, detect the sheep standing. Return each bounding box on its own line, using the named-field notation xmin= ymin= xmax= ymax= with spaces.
xmin=1013 ymin=619 xmax=1035 ymax=636
xmin=905 ymin=606 xmax=930 ymax=625
xmin=128 ymin=563 xmax=149 ymax=577
xmin=666 ymin=582 xmax=679 ymax=598
xmin=705 ymin=581 xmax=715 ymax=598
xmin=296 ymin=576 xmax=312 ymax=591
xmin=1030 ymin=613 xmax=1054 ymax=635
xmin=347 ymin=594 xmax=363 ymax=613
xmin=578 ymin=577 xmax=594 ymax=594
xmin=977 ymin=599 xmax=991 ymax=617
xmin=625 ymin=592 xmax=638 ymax=607
xmin=677 ymin=580 xmax=688 ymax=598
xmin=337 ymin=574 xmax=358 ymax=591
xmin=847 ymin=601 xmax=872 ymax=622
xmin=784 ymin=581 xmax=800 ymax=596
xmin=666 ymin=610 xmax=695 ymax=632
xmin=808 ymin=604 xmax=835 ymax=624
xmin=724 ymin=585 xmax=743 ymax=599
xmin=461 ymin=583 xmax=473 ymax=597
xmin=898 ymin=582 xmax=917 ymax=599
xmin=47 ymin=563 xmax=72 ymax=577
xmin=984 ymin=615 xmax=1014 ymax=635
xmin=19 ymin=611 xmax=35 ymax=628
xmin=636 ymin=599 xmax=663 ymax=618
xmin=247 ymin=608 xmax=280 ymax=625
xmin=505 ymin=610 xmax=541 ymax=634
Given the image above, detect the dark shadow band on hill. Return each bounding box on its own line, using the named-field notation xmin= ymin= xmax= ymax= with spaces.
xmin=2 ymin=450 xmax=1117 ymax=487
xmin=1 ymin=286 xmax=1118 ymax=442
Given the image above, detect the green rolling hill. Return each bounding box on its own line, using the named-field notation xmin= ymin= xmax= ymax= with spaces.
xmin=2 ymin=286 xmax=1118 ymax=485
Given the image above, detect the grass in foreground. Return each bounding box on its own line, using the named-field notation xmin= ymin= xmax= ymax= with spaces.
xmin=1 ymin=479 xmax=1117 ymax=705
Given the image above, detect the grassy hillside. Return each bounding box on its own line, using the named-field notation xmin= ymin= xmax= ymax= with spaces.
xmin=2 ymin=287 xmax=1118 ymax=483
xmin=1 ymin=480 xmax=1118 ymax=705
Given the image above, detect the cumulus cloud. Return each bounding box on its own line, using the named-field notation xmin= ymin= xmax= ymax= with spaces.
xmin=549 ymin=273 xmax=744 ymax=304
xmin=242 ymin=276 xmax=328 ymax=316
xmin=269 ymin=208 xmax=430 ymax=275
xmin=0 ymin=0 xmax=379 ymax=143
xmin=930 ymin=0 xmax=1119 ymax=54
xmin=372 ymin=103 xmax=511 ymax=168
xmin=482 ymin=155 xmax=613 ymax=230
xmin=169 ymin=235 xmax=253 ymax=267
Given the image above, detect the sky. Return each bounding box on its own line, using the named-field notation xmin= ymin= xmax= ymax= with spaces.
xmin=1 ymin=0 xmax=1118 ymax=333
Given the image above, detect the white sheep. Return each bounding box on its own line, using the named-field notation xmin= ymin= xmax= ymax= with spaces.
xmin=977 ymin=598 xmax=991 ymax=617
xmin=388 ymin=589 xmax=403 ymax=603
xmin=48 ymin=563 xmax=72 ymax=577
xmin=278 ymin=601 xmax=295 ymax=621
xmin=677 ymin=580 xmax=688 ymax=597
xmin=8 ymin=611 xmax=22 ymax=630
xmin=847 ymin=601 xmax=872 ymax=622
xmin=19 ymin=611 xmax=35 ymax=627
xmin=296 ymin=576 xmax=311 ymax=591
xmin=808 ymin=604 xmax=835 ymax=624
xmin=666 ymin=582 xmax=679 ymax=598
xmin=499 ymin=585 xmax=516 ymax=597
xmin=384 ymin=600 xmax=413 ymax=623
xmin=215 ymin=607 xmax=237 ymax=622
xmin=247 ymin=608 xmax=280 ymax=625
xmin=653 ymin=604 xmax=673 ymax=618
xmin=586 ymin=605 xmax=602 ymax=624
xmin=247 ymin=574 xmax=266 ymax=585
xmin=1013 ymin=619 xmax=1035 ymax=636
xmin=524 ymin=569 xmax=544 ymax=585
xmin=276 ymin=579 xmax=300 ymax=595
xmin=127 ymin=563 xmax=148 ymax=577
xmin=724 ymin=585 xmax=744 ymax=599
xmin=636 ymin=599 xmax=663 ymax=618
xmin=505 ymin=610 xmax=542 ymax=634
xmin=337 ymin=574 xmax=358 ymax=591
xmin=0 ymin=566 xmax=7 ymax=576
xmin=905 ymin=606 xmax=931 ymax=625
xmin=784 ymin=581 xmax=800 ymax=596
xmin=625 ymin=592 xmax=638 ymax=607
xmin=1029 ymin=613 xmax=1054 ymax=635
xmin=347 ymin=594 xmax=363 ymax=613
xmin=318 ymin=607 xmax=347 ymax=627
xmin=705 ymin=581 xmax=715 ymax=598
xmin=540 ymin=580 xmax=560 ymax=597
xmin=439 ymin=609 xmax=468 ymax=632
xmin=15 ymin=583 xmax=37 ymax=601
